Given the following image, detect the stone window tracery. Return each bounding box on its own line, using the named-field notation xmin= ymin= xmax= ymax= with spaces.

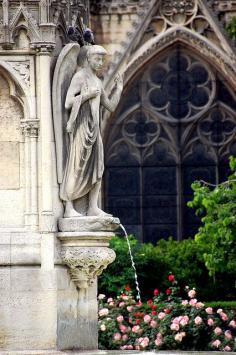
xmin=104 ymin=46 xmax=236 ymax=242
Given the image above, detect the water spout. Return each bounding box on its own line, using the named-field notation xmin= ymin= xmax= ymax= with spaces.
xmin=120 ymin=224 xmax=142 ymax=302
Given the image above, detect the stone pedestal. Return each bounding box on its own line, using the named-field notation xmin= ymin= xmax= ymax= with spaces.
xmin=56 ymin=216 xmax=119 ymax=350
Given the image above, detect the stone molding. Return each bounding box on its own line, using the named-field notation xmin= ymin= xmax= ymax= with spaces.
xmin=90 ymin=0 xmax=145 ymax=14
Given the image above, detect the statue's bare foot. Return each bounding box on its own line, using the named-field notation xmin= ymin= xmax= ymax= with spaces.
xmin=64 ymin=202 xmax=83 ymax=218
xmin=64 ymin=209 xmax=83 ymax=218
xmin=87 ymin=207 xmax=112 ymax=217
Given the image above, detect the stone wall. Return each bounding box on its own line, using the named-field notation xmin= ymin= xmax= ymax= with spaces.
xmin=0 ymin=73 xmax=24 ymax=227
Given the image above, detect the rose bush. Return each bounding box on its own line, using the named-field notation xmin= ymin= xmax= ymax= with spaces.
xmin=98 ymin=275 xmax=236 ymax=351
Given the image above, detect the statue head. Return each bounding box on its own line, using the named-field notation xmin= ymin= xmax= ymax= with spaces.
xmin=87 ymin=45 xmax=107 ymax=71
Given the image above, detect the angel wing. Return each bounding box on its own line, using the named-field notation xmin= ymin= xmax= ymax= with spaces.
xmin=52 ymin=43 xmax=80 ymax=184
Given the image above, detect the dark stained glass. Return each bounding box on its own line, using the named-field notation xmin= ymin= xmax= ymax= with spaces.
xmin=104 ymin=46 xmax=236 ymax=242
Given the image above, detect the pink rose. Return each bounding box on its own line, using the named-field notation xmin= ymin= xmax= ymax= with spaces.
xmin=119 ymin=324 xmax=127 ymax=333
xmin=223 ymin=346 xmax=231 ymax=352
xmin=211 ymin=339 xmax=221 ymax=348
xmin=119 ymin=302 xmax=125 ymax=307
xmin=181 ymin=300 xmax=188 ymax=305
xmin=127 ymin=345 xmax=133 ymax=350
xmin=214 ymin=327 xmax=222 ymax=335
xmin=207 ymin=318 xmax=214 ymax=326
xmin=158 ymin=312 xmax=166 ymax=320
xmin=107 ymin=297 xmax=113 ymax=302
xmin=217 ymin=308 xmax=223 ymax=314
xmin=171 ymin=323 xmax=180 ymax=331
xmin=122 ymin=334 xmax=128 ymax=341
xmin=229 ymin=320 xmax=236 ymax=328
xmin=121 ymin=295 xmax=129 ymax=301
xmin=175 ymin=332 xmax=186 ymax=342
xmin=99 ymin=308 xmax=109 ymax=317
xmin=205 ymin=307 xmax=213 ymax=314
xmin=127 ymin=306 xmax=133 ymax=312
xmin=144 ymin=315 xmax=151 ymax=323
xmin=224 ymin=330 xmax=232 ymax=340
xmin=220 ymin=312 xmax=228 ymax=321
xmin=173 ymin=316 xmax=181 ymax=324
xmin=117 ymin=315 xmax=124 ymax=323
xmin=189 ymin=298 xmax=197 ymax=306
xmin=132 ymin=325 xmax=142 ymax=334
xmin=155 ymin=338 xmax=162 ymax=346
xmin=196 ymin=302 xmax=204 ymax=309
xmin=150 ymin=320 xmax=157 ymax=328
xmin=188 ymin=289 xmax=196 ymax=298
xmin=180 ymin=316 xmax=189 ymax=326
xmin=138 ymin=336 xmax=149 ymax=348
xmin=113 ymin=332 xmax=121 ymax=341
xmin=194 ymin=316 xmax=203 ymax=325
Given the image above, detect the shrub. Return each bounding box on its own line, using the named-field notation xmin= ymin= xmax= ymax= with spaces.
xmin=98 ymin=236 xmax=235 ymax=301
xmin=226 ymin=17 xmax=236 ymax=39
xmin=98 ymin=276 xmax=236 ymax=351
xmin=188 ymin=156 xmax=236 ymax=280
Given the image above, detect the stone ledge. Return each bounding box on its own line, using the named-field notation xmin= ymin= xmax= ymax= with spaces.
xmin=58 ymin=216 xmax=120 ymax=233
xmin=57 ymin=232 xmax=114 ymax=247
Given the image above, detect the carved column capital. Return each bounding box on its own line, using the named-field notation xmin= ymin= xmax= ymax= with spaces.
xmin=61 ymin=246 xmax=116 ymax=289
xmin=21 ymin=120 xmax=40 ymax=138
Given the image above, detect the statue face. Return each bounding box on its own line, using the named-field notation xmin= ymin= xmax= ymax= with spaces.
xmin=88 ymin=54 xmax=105 ymax=71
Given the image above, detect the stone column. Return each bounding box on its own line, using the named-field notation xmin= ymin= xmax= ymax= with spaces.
xmin=36 ymin=45 xmax=56 ymax=233
xmin=21 ymin=120 xmax=39 ymax=230
xmin=57 ymin=216 xmax=119 ymax=350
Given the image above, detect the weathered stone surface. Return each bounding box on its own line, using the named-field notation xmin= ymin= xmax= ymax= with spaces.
xmin=0 ymin=142 xmax=20 ymax=189
xmin=58 ymin=216 xmax=120 ymax=232
xmin=0 ymin=268 xmax=58 ymax=350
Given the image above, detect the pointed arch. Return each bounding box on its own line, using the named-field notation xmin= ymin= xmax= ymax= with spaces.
xmin=124 ymin=27 xmax=236 ymax=91
xmin=103 ymin=36 xmax=236 ymax=242
xmin=9 ymin=4 xmax=40 ymax=44
xmin=0 ymin=60 xmax=31 ymax=120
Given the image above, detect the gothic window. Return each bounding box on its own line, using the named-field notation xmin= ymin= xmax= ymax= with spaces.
xmin=104 ymin=46 xmax=236 ymax=242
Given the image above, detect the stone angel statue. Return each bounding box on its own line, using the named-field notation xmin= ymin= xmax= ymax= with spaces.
xmin=52 ymin=43 xmax=123 ymax=218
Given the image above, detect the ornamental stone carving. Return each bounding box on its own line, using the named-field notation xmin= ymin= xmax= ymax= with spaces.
xmin=7 ymin=61 xmax=30 ymax=86
xmin=160 ymin=0 xmax=197 ymax=25
xmin=21 ymin=120 xmax=40 ymax=138
xmin=61 ymin=246 xmax=116 ymax=289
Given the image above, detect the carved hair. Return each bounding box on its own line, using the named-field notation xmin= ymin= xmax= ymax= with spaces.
xmin=87 ymin=45 xmax=107 ymax=57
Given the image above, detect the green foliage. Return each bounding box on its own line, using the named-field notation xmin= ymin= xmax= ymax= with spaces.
xmin=188 ymin=156 xmax=236 ymax=279
xmin=226 ymin=17 xmax=236 ymax=39
xmin=98 ymin=235 xmax=235 ymax=301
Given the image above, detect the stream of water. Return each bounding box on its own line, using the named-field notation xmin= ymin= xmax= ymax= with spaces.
xmin=120 ymin=224 xmax=142 ymax=302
